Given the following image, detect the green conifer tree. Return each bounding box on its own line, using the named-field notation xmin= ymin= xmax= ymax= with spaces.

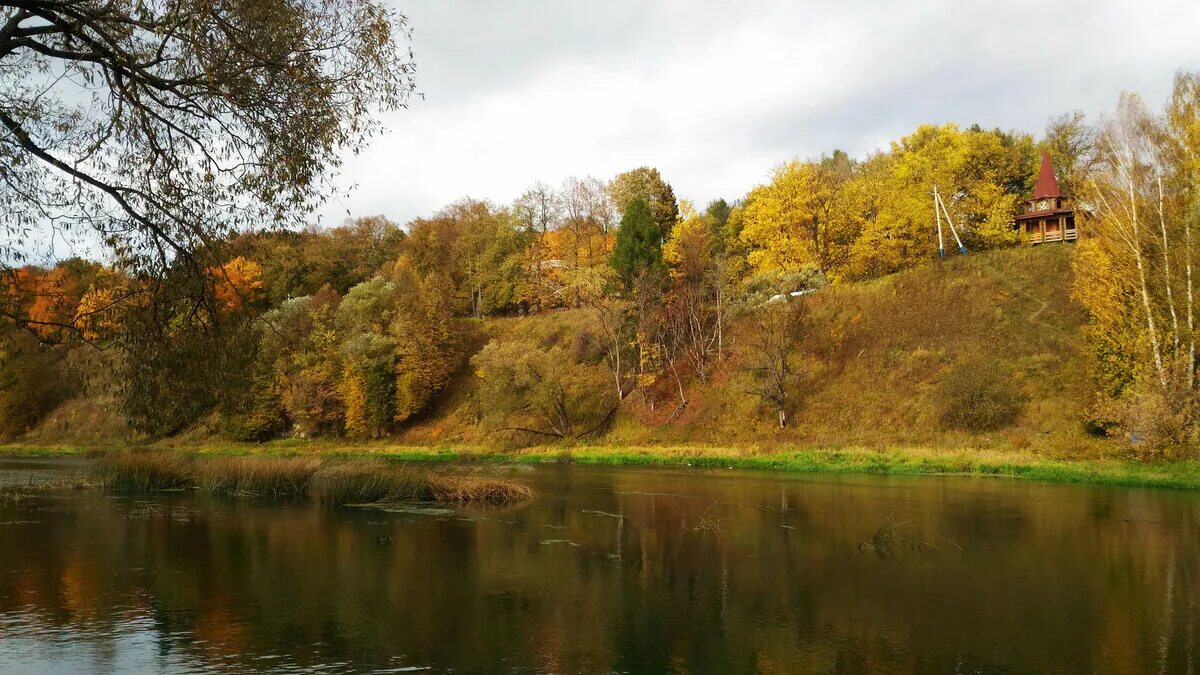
xmin=609 ymin=198 xmax=664 ymax=288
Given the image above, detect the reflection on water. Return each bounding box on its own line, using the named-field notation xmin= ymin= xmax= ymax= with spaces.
xmin=1 ymin=459 xmax=1198 ymax=673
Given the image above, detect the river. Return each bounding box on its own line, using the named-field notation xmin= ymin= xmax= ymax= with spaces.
xmin=0 ymin=457 xmax=1196 ymax=673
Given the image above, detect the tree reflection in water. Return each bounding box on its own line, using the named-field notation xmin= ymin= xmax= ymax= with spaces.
xmin=0 ymin=461 xmax=1197 ymax=673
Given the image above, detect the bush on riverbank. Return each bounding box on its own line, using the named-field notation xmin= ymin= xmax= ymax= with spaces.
xmin=936 ymin=359 xmax=1027 ymax=431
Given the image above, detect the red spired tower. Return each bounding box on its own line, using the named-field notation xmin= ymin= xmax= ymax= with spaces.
xmin=1014 ymin=152 xmax=1077 ymax=244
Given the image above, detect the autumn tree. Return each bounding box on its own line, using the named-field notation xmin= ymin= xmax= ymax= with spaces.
xmin=471 ymin=338 xmax=611 ymax=441
xmin=663 ymin=201 xmax=726 ymax=381
xmin=0 ymin=327 xmax=71 ymax=437
xmin=274 ymin=286 xmax=345 ymax=436
xmin=561 ymin=176 xmax=615 ymax=268
xmin=847 ymin=124 xmax=1034 ymax=279
xmin=213 ymin=257 xmax=265 ymax=311
xmin=404 ymin=200 xmax=526 ymax=317
xmin=740 ymin=152 xmax=857 ymax=277
xmin=572 ymin=266 xmax=634 ymax=403
xmin=336 ymin=278 xmax=399 ymax=437
xmin=220 ymin=319 xmax=288 ymax=441
xmin=0 ymin=0 xmax=416 ymax=340
xmin=1075 ymin=79 xmax=1200 ymax=450
xmin=513 ymin=182 xmax=562 ymax=311
xmin=391 ymin=258 xmax=462 ymax=424
xmin=225 ymin=220 xmax=404 ymax=307
xmin=609 ymin=167 xmax=679 ymax=236
xmin=120 ymin=270 xmax=263 ymax=436
xmin=1041 ymin=111 xmax=1101 ymax=200
xmin=740 ymin=160 xmax=823 ymax=273
xmin=554 ymin=176 xmax=615 ymax=307
xmin=742 ymin=296 xmax=807 ymax=428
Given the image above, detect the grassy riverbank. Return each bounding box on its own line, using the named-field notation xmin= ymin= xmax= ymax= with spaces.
xmin=4 ymin=442 xmax=1200 ymax=491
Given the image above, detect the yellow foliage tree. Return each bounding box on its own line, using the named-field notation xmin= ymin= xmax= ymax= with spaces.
xmin=75 ymin=286 xmax=120 ymax=341
xmin=662 ymin=200 xmax=707 ymax=278
xmin=213 ymin=256 xmax=264 ymax=310
xmin=739 ymin=151 xmax=861 ymax=280
xmin=391 ymin=257 xmax=459 ymax=424
xmin=1073 ymin=81 xmax=1200 ymax=449
xmin=339 ymin=372 xmax=368 ymax=437
xmin=847 ymin=124 xmax=1032 ymax=279
xmin=740 ymin=160 xmax=823 ymax=273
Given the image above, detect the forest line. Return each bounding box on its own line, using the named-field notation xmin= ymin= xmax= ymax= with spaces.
xmin=3 ymin=73 xmax=1200 ymax=456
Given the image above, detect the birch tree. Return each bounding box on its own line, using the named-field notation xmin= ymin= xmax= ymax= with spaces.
xmin=1076 ymin=83 xmax=1200 ymax=449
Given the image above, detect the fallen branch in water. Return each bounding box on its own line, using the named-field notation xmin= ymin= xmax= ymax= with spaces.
xmin=693 ymin=499 xmax=722 ymax=533
xmin=858 ymin=514 xmax=957 ymax=557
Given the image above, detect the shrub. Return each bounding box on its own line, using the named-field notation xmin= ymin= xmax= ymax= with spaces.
xmin=470 ymin=339 xmax=612 ymax=441
xmin=221 ymin=366 xmax=287 ymax=441
xmin=936 ymin=359 xmax=1026 ymax=431
xmin=0 ymin=330 xmax=73 ymax=438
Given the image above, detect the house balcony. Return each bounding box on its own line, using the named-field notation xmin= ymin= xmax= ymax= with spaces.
xmin=1028 ymin=227 xmax=1077 ymax=244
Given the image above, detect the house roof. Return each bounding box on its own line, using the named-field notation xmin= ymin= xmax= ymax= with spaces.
xmin=1032 ymin=152 xmax=1062 ymax=199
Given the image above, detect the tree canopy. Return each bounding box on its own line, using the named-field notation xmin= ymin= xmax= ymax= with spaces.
xmin=609 ymin=167 xmax=679 ymax=236
xmin=0 ymin=0 xmax=416 ymax=289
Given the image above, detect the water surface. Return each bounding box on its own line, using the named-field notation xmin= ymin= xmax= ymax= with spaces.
xmin=1 ymin=458 xmax=1197 ymax=673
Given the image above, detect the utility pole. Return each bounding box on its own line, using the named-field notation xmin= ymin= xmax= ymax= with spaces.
xmin=933 ymin=185 xmax=968 ymax=258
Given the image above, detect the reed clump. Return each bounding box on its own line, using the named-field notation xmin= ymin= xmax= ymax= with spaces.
xmin=315 ymin=461 xmax=533 ymax=506
xmin=316 ymin=460 xmax=429 ymax=506
xmin=195 ymin=456 xmax=321 ymax=497
xmin=425 ymin=472 xmax=534 ymax=503
xmin=99 ymin=452 xmax=195 ymax=491
xmin=96 ymin=453 xmax=534 ymax=506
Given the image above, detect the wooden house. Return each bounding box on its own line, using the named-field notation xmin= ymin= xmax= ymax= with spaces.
xmin=1014 ymin=153 xmax=1077 ymax=244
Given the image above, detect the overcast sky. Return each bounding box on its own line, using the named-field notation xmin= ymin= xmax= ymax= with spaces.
xmin=316 ymin=0 xmax=1200 ymax=228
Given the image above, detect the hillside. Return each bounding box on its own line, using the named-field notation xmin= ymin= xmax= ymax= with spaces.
xmin=392 ymin=244 xmax=1101 ymax=457
xmin=21 ymin=244 xmax=1104 ymax=457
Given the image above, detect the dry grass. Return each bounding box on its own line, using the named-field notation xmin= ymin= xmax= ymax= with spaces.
xmin=425 ymin=471 xmax=534 ymax=503
xmin=195 ymin=456 xmax=321 ymax=497
xmin=315 ymin=460 xmax=429 ymax=505
xmin=95 ymin=452 xmax=534 ymax=505
xmin=99 ymin=452 xmax=195 ymax=491
xmin=315 ymin=460 xmax=533 ymax=506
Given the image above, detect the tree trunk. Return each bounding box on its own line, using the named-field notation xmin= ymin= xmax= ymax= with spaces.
xmin=1186 ymin=174 xmax=1196 ymax=391
xmin=1156 ymin=175 xmax=1181 ymax=359
xmin=1128 ymin=174 xmax=1168 ymax=390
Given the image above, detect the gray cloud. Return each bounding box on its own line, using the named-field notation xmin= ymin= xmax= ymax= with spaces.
xmin=317 ymin=0 xmax=1200 ymax=227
